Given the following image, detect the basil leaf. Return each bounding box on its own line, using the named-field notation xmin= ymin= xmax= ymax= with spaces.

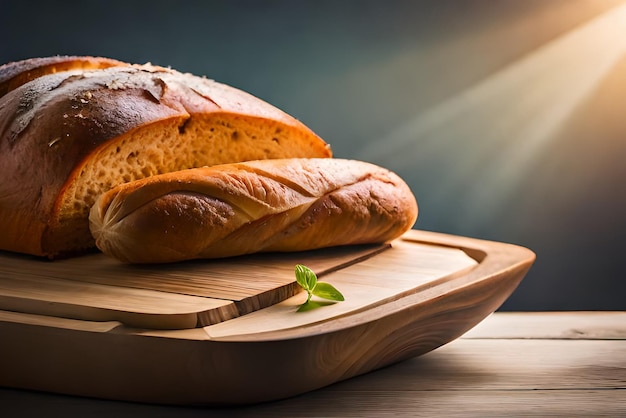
xmin=312 ymin=282 xmax=345 ymax=302
xmin=295 ymin=264 xmax=317 ymax=291
xmin=294 ymin=263 xmax=345 ymax=311
xmin=297 ymin=300 xmax=335 ymax=312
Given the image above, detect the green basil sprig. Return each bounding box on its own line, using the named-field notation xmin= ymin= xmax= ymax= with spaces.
xmin=295 ymin=264 xmax=345 ymax=312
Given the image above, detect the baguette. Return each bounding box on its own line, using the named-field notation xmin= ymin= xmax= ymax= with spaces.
xmin=89 ymin=158 xmax=418 ymax=263
xmin=0 ymin=57 xmax=331 ymax=258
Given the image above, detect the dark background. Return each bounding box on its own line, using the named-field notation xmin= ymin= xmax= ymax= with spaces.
xmin=1 ymin=0 xmax=624 ymax=311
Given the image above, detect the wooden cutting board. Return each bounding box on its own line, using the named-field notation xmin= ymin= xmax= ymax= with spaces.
xmin=0 ymin=229 xmax=535 ymax=405
xmin=0 ymin=243 xmax=391 ymax=329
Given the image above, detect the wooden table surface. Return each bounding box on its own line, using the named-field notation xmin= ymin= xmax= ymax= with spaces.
xmin=2 ymin=311 xmax=625 ymax=417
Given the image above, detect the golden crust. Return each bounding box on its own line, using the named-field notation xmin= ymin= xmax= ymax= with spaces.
xmin=0 ymin=57 xmax=331 ymax=257
xmin=0 ymin=55 xmax=126 ymax=98
xmin=90 ymin=158 xmax=418 ymax=263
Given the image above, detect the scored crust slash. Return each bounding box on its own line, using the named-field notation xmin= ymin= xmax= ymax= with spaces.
xmin=0 ymin=56 xmax=417 ymax=263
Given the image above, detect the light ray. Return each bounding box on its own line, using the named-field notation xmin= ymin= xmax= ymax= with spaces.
xmin=357 ymin=3 xmax=626 ymax=232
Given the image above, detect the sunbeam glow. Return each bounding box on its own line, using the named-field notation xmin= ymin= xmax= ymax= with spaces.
xmin=357 ymin=3 xmax=626 ymax=232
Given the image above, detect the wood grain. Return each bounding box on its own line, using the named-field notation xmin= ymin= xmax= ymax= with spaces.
xmin=465 ymin=311 xmax=626 ymax=339
xmin=0 ymin=243 xmax=390 ymax=328
xmin=0 ymin=275 xmax=236 ymax=329
xmin=0 ymin=230 xmax=536 ymax=405
xmin=202 ymin=239 xmax=478 ymax=339
xmin=2 ymin=312 xmax=624 ymax=417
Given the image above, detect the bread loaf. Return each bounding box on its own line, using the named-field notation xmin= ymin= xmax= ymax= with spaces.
xmin=0 ymin=56 xmax=331 ymax=258
xmin=89 ymin=158 xmax=418 ymax=263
